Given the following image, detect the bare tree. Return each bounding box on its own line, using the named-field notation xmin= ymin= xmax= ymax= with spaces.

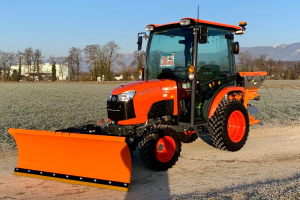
xmin=255 ymin=54 xmax=268 ymax=71
xmin=105 ymin=41 xmax=122 ymax=81
xmin=0 ymin=51 xmax=15 ymax=82
xmin=49 ymin=55 xmax=58 ymax=81
xmin=130 ymin=50 xmax=146 ymax=79
xmin=7 ymin=52 xmax=16 ymax=81
xmin=98 ymin=45 xmax=108 ymax=81
xmin=117 ymin=60 xmax=134 ymax=80
xmin=57 ymin=57 xmax=68 ymax=80
xmin=84 ymin=45 xmax=101 ymax=81
xmin=68 ymin=47 xmax=82 ymax=81
xmin=274 ymin=60 xmax=284 ymax=79
xmin=238 ymin=50 xmax=254 ymax=71
xmin=32 ymin=48 xmax=44 ymax=81
xmin=0 ymin=51 xmax=9 ymax=82
xmin=267 ymin=58 xmax=276 ymax=77
xmin=16 ymin=51 xmax=24 ymax=81
xmin=24 ymin=47 xmax=33 ymax=75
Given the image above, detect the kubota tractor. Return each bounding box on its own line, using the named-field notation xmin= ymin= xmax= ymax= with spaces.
xmin=9 ymin=18 xmax=267 ymax=191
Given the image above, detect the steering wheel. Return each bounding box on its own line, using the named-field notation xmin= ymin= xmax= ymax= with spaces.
xmin=172 ymin=66 xmax=186 ymax=78
xmin=174 ymin=66 xmax=185 ymax=71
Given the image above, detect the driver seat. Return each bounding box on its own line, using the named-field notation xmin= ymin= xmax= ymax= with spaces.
xmin=197 ymin=65 xmax=220 ymax=83
xmin=157 ymin=68 xmax=178 ymax=81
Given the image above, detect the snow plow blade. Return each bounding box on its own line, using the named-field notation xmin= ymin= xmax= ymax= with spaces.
xmin=8 ymin=128 xmax=131 ymax=192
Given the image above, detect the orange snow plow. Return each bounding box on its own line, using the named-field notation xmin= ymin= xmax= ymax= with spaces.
xmin=9 ymin=128 xmax=131 ymax=192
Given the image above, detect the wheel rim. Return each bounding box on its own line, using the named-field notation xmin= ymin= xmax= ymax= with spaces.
xmin=156 ymin=136 xmax=176 ymax=163
xmin=227 ymin=110 xmax=246 ymax=143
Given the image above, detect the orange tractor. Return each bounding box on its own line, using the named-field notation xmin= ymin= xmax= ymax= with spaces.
xmin=9 ymin=18 xmax=267 ymax=191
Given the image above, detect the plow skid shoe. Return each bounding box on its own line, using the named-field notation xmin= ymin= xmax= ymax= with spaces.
xmin=8 ymin=128 xmax=132 ymax=191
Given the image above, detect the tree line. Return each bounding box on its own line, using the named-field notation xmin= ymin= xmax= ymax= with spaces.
xmin=0 ymin=41 xmax=146 ymax=82
xmin=237 ymin=50 xmax=300 ymax=79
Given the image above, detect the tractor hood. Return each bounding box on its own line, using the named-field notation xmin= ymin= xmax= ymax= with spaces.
xmin=111 ymin=79 xmax=177 ymax=95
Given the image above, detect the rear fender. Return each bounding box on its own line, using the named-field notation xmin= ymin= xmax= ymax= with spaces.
xmin=208 ymin=87 xmax=245 ymax=118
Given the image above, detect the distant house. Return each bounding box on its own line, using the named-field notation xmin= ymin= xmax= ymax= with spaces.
xmin=97 ymin=75 xmax=105 ymax=82
xmin=10 ymin=63 xmax=70 ymax=81
xmin=114 ymin=74 xmax=123 ymax=81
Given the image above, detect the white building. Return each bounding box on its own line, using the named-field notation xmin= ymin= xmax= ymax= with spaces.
xmin=114 ymin=74 xmax=123 ymax=81
xmin=10 ymin=63 xmax=70 ymax=81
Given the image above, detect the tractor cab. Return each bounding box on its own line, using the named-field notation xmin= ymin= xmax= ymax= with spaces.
xmin=138 ymin=18 xmax=245 ymax=126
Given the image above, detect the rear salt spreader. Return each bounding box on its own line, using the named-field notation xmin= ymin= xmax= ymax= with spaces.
xmin=9 ymin=18 xmax=267 ymax=191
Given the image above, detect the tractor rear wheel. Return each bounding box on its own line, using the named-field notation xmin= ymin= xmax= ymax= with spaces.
xmin=139 ymin=125 xmax=181 ymax=171
xmin=209 ymin=100 xmax=249 ymax=151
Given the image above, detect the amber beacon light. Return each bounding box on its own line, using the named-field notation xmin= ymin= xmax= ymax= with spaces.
xmin=188 ymin=65 xmax=195 ymax=80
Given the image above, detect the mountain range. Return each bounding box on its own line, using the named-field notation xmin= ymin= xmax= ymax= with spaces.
xmin=119 ymin=42 xmax=300 ymax=68
xmin=240 ymin=42 xmax=300 ymax=61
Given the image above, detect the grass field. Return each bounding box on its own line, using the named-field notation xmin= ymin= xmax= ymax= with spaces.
xmin=0 ymin=84 xmax=116 ymax=146
xmin=1 ymin=83 xmax=300 ymax=147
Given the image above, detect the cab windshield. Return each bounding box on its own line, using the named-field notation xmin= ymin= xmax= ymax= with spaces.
xmin=146 ymin=26 xmax=194 ymax=80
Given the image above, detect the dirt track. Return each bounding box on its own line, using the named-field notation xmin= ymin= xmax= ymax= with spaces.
xmin=1 ymin=124 xmax=300 ymax=199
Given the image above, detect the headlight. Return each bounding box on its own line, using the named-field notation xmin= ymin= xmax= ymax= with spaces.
xmin=108 ymin=91 xmax=112 ymax=100
xmin=118 ymin=90 xmax=136 ymax=102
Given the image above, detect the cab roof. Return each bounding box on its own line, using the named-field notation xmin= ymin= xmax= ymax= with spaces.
xmin=147 ymin=17 xmax=241 ymax=30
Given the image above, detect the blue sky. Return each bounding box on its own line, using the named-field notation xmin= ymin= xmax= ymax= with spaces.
xmin=1 ymin=0 xmax=299 ymax=58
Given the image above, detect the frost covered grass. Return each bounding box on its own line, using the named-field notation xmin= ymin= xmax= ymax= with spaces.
xmin=0 ymin=83 xmax=117 ymax=147
xmin=0 ymin=83 xmax=299 ymax=147
xmin=253 ymin=87 xmax=300 ymax=125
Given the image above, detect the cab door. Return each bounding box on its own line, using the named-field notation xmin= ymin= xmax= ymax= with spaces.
xmin=193 ymin=26 xmax=235 ymax=124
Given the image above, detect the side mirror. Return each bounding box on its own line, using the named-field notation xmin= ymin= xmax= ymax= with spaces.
xmin=198 ymin=27 xmax=208 ymax=44
xmin=137 ymin=36 xmax=143 ymax=50
xmin=232 ymin=42 xmax=239 ymax=54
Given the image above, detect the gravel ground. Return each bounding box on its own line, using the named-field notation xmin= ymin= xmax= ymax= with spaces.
xmin=1 ymin=124 xmax=300 ymax=200
xmin=173 ymin=174 xmax=300 ymax=199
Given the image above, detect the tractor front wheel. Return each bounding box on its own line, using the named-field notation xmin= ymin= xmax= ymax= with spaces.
xmin=209 ymin=100 xmax=249 ymax=151
xmin=139 ymin=125 xmax=181 ymax=171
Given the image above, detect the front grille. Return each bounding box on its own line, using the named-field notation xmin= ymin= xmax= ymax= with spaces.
xmin=107 ymin=98 xmax=135 ymax=122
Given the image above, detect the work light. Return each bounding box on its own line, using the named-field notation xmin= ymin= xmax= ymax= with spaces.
xmin=180 ymin=19 xmax=191 ymax=26
xmin=145 ymin=25 xmax=154 ymax=31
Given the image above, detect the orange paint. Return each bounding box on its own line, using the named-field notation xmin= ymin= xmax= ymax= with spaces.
xmin=209 ymin=87 xmax=245 ymax=118
xmin=239 ymin=71 xmax=267 ymax=77
xmin=9 ymin=128 xmax=131 ymax=188
xmin=243 ymin=88 xmax=260 ymax=109
xmin=249 ymin=114 xmax=260 ymax=125
xmin=112 ymin=79 xmax=178 ymax=125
